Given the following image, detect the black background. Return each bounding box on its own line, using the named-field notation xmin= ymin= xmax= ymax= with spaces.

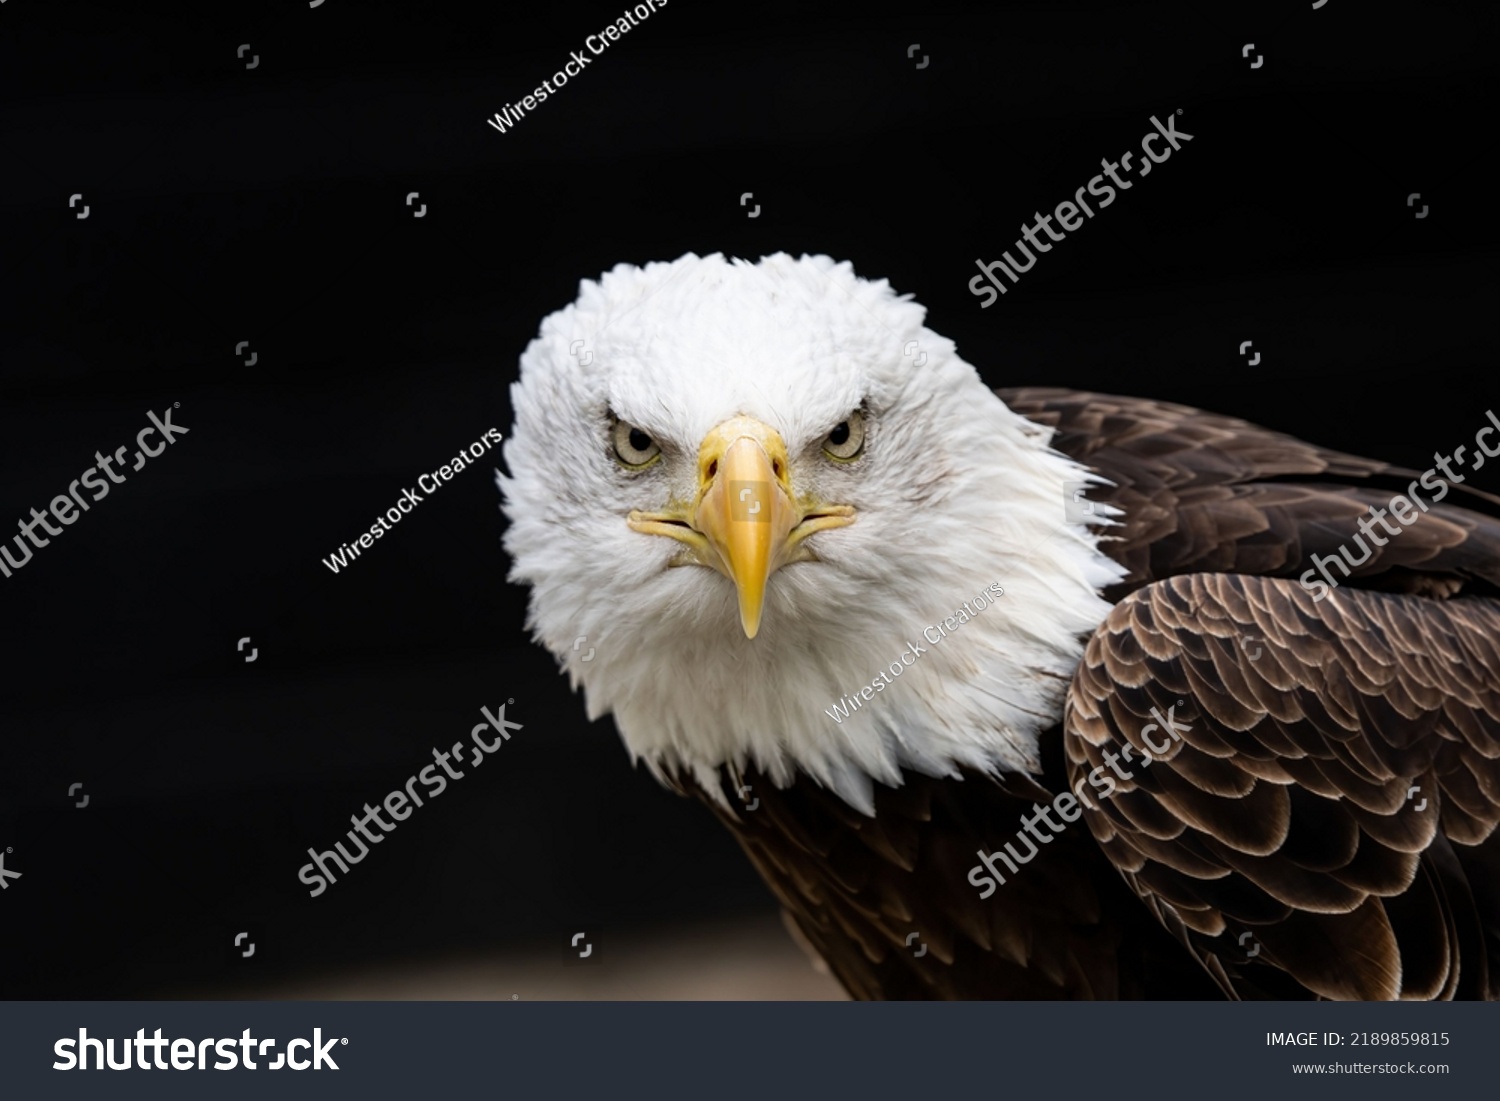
xmin=0 ymin=0 xmax=1495 ymax=997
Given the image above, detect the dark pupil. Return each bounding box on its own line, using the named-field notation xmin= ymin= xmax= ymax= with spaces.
xmin=628 ymin=428 xmax=653 ymax=453
xmin=829 ymin=422 xmax=850 ymax=446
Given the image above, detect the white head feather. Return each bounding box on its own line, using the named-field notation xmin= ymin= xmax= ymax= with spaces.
xmin=499 ymin=252 xmax=1125 ymax=814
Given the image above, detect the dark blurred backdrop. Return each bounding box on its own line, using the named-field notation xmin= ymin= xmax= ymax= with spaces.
xmin=0 ymin=0 xmax=1494 ymax=997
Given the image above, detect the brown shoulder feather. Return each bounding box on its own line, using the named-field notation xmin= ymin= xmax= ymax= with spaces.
xmin=999 ymin=387 xmax=1500 ymax=599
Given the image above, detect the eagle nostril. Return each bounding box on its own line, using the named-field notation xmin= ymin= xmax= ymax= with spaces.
xmin=707 ymin=459 xmax=718 ymax=479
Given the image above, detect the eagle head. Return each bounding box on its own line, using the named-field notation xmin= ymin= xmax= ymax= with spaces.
xmin=499 ymin=253 xmax=1123 ymax=812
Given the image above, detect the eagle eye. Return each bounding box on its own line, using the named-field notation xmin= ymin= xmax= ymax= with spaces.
xmin=822 ymin=410 xmax=865 ymax=461
xmin=612 ymin=419 xmax=662 ymax=469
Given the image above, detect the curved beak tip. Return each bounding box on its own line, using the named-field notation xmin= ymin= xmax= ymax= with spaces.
xmin=738 ymin=603 xmax=763 ymax=640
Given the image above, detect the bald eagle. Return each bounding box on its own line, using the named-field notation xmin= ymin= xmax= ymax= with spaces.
xmin=499 ymin=252 xmax=1500 ymax=1000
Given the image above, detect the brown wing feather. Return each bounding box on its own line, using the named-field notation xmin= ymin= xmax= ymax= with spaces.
xmin=1066 ymin=572 xmax=1500 ymax=1000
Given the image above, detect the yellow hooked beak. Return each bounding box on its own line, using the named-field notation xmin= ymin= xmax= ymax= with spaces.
xmin=627 ymin=416 xmax=855 ymax=639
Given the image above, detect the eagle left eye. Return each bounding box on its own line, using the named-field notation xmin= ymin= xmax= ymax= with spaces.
xmin=612 ymin=420 xmax=662 ymax=468
xmin=822 ymin=410 xmax=865 ymax=461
